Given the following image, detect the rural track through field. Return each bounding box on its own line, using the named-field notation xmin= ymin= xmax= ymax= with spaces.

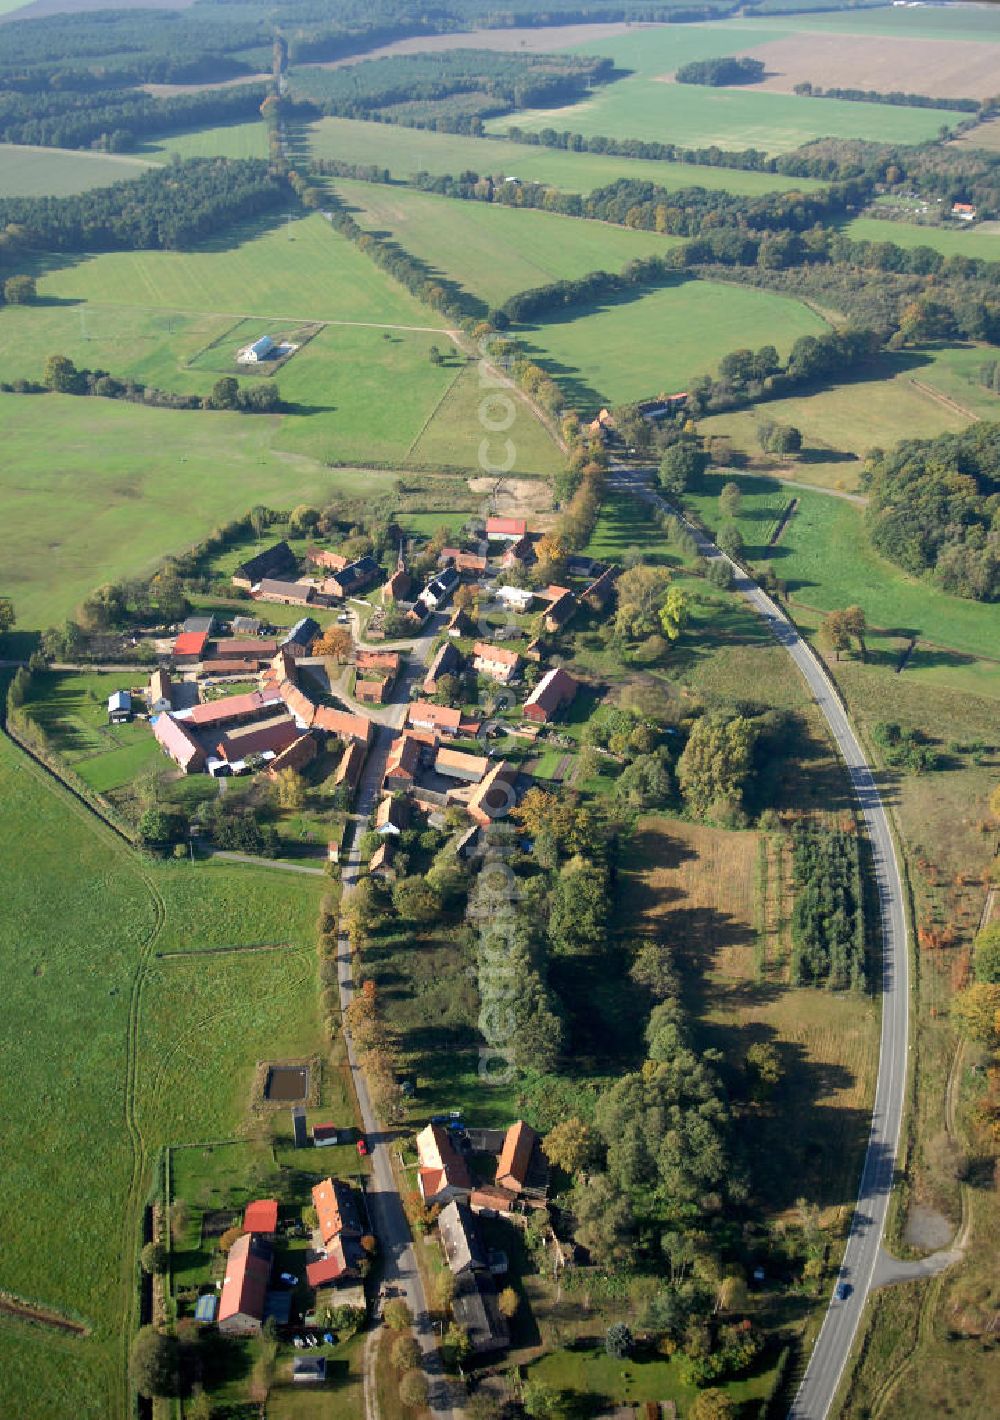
xmin=610 ymin=463 xmax=911 ymax=1420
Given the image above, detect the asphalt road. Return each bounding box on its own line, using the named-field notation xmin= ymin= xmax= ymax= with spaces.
xmin=337 ymin=713 xmax=458 ymax=1416
xmin=612 ymin=469 xmax=910 ymax=1420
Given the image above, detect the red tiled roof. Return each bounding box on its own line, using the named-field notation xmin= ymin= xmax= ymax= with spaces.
xmin=243 ymin=1199 xmax=279 ymax=1235
xmin=473 ymin=641 xmax=521 ymax=668
xmin=523 ymin=666 xmax=577 ymax=720
xmin=312 ymin=1177 xmax=360 ymax=1248
xmin=306 ymin=1253 xmax=348 ymax=1287
xmin=215 ymin=716 xmax=301 ymax=763
xmin=468 ymin=760 xmax=518 ymax=826
xmin=496 ymin=1120 xmax=539 ymax=1193
xmin=486 ymin=517 xmax=527 ymax=537
xmin=153 ymin=713 xmax=204 ymax=770
xmin=173 ymin=631 xmax=208 ymax=657
xmin=184 ymin=687 xmax=280 ymax=728
xmin=313 ymin=705 xmax=374 ymax=744
xmin=385 ymin=733 xmax=422 ymax=782
xmin=219 ymin=1233 xmax=271 ymax=1325
xmin=407 ymin=701 xmax=461 ymax=733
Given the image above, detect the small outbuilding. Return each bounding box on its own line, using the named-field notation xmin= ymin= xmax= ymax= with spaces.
xmin=107 ymin=690 xmax=132 ymax=723
xmin=292 ymin=1356 xmax=327 ymax=1383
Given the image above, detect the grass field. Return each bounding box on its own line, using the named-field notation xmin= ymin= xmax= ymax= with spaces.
xmin=842 ymin=215 xmax=1000 ymax=263
xmin=0 ymin=143 xmax=151 ymax=196
xmin=138 ymin=119 xmax=268 ymax=163
xmin=301 ymin=115 xmax=825 ymax=195
xmin=0 ymin=393 xmax=396 ymax=631
xmin=332 ymin=178 xmax=678 ymax=310
xmin=522 ymin=277 xmax=826 ymax=408
xmin=0 ymin=730 xmax=327 ymax=1419
xmin=700 ymin=346 xmax=1000 ymax=492
xmin=684 ymin=473 xmax=1000 ymax=666
xmin=34 ymin=211 xmax=445 ymax=326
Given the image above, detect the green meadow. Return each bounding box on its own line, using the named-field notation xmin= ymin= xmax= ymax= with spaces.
xmin=0 ymin=394 xmax=392 ymax=630
xmin=522 ymin=277 xmax=827 ymax=408
xmin=302 ymin=115 xmax=824 ymax=195
xmin=138 ymin=119 xmax=269 ymax=163
xmin=0 ymin=143 xmax=151 ymax=196
xmin=332 ymin=178 xmax=678 ymax=309
xmin=842 ymin=214 xmax=1000 ymax=263
xmin=484 ymin=21 xmax=965 ymax=153
xmin=0 ymin=731 xmax=326 ymax=1420
xmin=700 ymin=346 xmax=1000 ymax=491
xmin=683 ymin=474 xmax=1000 ymax=669
xmin=33 ymin=211 xmax=444 ymax=325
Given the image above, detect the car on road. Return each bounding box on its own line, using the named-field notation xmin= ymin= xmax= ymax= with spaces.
xmin=835 ymin=1282 xmax=852 ymax=1301
xmin=279 ymin=1272 xmax=298 ymax=1286
xmin=356 ymin=1136 xmax=368 ymax=1156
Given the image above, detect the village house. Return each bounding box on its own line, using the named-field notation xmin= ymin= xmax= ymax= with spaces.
xmin=485 ymin=516 xmax=527 ymax=542
xmin=278 ymin=677 xmax=318 ymax=728
xmin=205 ymin=638 xmax=278 ymax=668
xmin=496 ymin=585 xmax=534 ymax=614
xmin=416 ymin=1123 xmax=472 ymax=1206
xmin=523 ymin=666 xmax=578 ymax=724
xmin=231 ymin=615 xmax=263 ymax=636
xmin=323 ymin=556 xmax=381 ymax=600
xmin=446 ymin=606 xmax=475 ymax=639
xmin=952 ymin=201 xmax=976 ymax=221
xmin=253 ymin=578 xmax=316 ymax=608
xmin=218 ymin=1233 xmax=273 ymax=1335
xmin=307 ymin=547 xmax=349 ymax=573
xmin=369 ymin=838 xmax=396 ymax=878
xmin=438 ymin=1199 xmax=489 ymax=1276
xmin=383 ymin=733 xmax=423 ymax=791
xmin=182 ymin=614 xmax=216 ymax=637
xmin=335 ymin=739 xmax=367 ymax=795
xmin=496 ymin=1120 xmax=545 ymax=1196
xmin=438 ymin=547 xmax=488 ymax=577
xmin=312 ymin=705 xmax=374 ymax=745
xmin=242 ymin=1199 xmax=279 ymax=1239
xmin=416 ymin=566 xmax=460 ymax=614
xmin=292 ymin=1357 xmax=326 ymax=1384
xmin=280 ymin=617 xmax=322 ymax=659
xmin=172 ymin=630 xmax=209 ymax=666
xmin=407 ymin=701 xmax=462 ymax=736
xmin=313 ymin=1123 xmax=339 ymax=1148
xmin=502 ymin=532 xmax=534 ymax=569
xmin=473 ymin=641 xmax=521 ymax=684
xmin=147 ymin=668 xmax=172 ymax=714
xmin=312 ymin=1177 xmax=363 ymax=1249
xmin=468 ymin=760 xmax=518 ymax=827
xmin=435 ymin=747 xmax=489 ymax=784
xmin=376 ymin=795 xmax=409 ymax=835
xmin=423 ymin=640 xmax=463 ymax=695
xmin=452 ymin=1272 xmax=510 ymax=1356
xmin=107 ymin=690 xmax=132 ymax=724
xmin=181 ymin=687 xmax=283 ymax=733
xmin=231 ymin=541 xmax=296 ymax=591
xmin=544 ymin=591 xmax=578 ymax=634
xmin=265 ymin=732 xmax=318 ymax=777
xmin=152 ymin=713 xmax=206 ymax=773
xmin=214 ymin=714 xmax=301 ymax=765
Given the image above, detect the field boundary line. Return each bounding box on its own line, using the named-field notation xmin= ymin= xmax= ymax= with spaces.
xmin=53 ymin=296 xmax=451 ymax=333
xmin=405 ymin=357 xmax=466 ymax=455
xmin=155 ymin=941 xmax=295 ymax=959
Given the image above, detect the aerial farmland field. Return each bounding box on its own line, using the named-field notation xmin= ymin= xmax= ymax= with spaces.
xmin=521 ymin=277 xmax=827 ymax=408
xmin=0 ymin=143 xmax=151 ymax=195
xmin=0 ymin=731 xmax=326 ymax=1420
xmin=301 ymin=115 xmax=825 ymax=195
xmin=331 ymin=179 xmax=679 ymax=308
xmin=841 ymin=215 xmax=1000 ymax=264
xmin=137 ymin=119 xmax=269 ymax=163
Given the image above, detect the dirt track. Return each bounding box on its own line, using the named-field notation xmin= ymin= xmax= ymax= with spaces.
xmin=0 ymin=1295 xmax=87 ymax=1334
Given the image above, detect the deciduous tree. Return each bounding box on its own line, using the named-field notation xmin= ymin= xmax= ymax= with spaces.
xmin=542 ymin=1117 xmax=596 ymax=1174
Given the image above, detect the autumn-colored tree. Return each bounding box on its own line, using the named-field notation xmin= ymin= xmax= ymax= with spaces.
xmin=821 ymin=609 xmax=851 ymax=660
xmin=614 ymin=564 xmax=672 ymax=639
xmin=392 ymin=1334 xmax=421 ymax=1371
xmin=677 ymin=713 xmax=757 ymax=819
xmin=383 ymin=1298 xmax=413 ymax=1331
xmin=658 ymin=585 xmax=690 ymax=642
xmin=543 ymin=1116 xmax=596 ymax=1175
xmin=719 ymin=481 xmax=742 ymax=518
xmin=454 ymin=583 xmax=477 ymax=613
xmin=218 ymin=1226 xmax=242 ymax=1253
xmin=498 ymin=1286 xmax=519 ymax=1318
xmin=274 ymin=769 xmax=305 ymax=812
xmin=688 ymin=1388 xmax=734 ymax=1420
xmin=952 ymin=982 xmax=1000 ymax=1046
xmin=434 ymin=1269 xmax=456 ymax=1312
xmin=974 ymin=923 xmax=1000 ymax=984
xmin=843 ymin=604 xmax=867 ymax=661
xmin=313 ymin=625 xmax=352 ymax=660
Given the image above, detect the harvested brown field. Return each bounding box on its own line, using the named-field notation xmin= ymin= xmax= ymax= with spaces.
xmin=468 ymin=474 xmax=553 ymax=526
xmin=625 ymin=816 xmax=879 ymax=1219
xmin=952 ymin=116 xmax=1000 ymax=152
xmin=301 ymin=21 xmax=663 ymax=71
xmin=141 ymin=72 xmax=270 ymax=97
xmin=662 ymin=33 xmax=1000 ymax=102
